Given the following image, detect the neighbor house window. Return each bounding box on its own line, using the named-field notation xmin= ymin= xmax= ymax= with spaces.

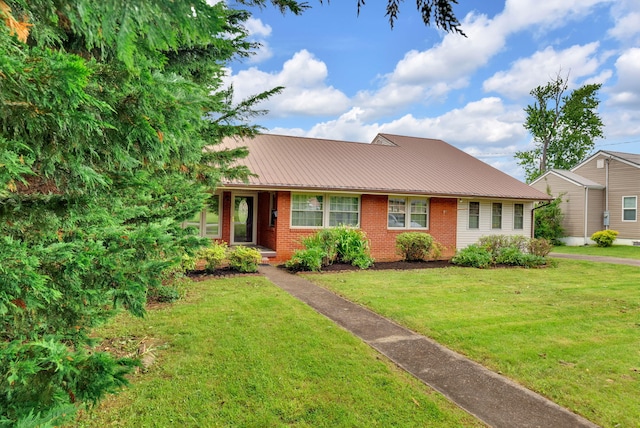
xmin=183 ymin=194 xmax=221 ymax=238
xmin=468 ymin=201 xmax=480 ymax=229
xmin=492 ymin=203 xmax=502 ymax=229
xmin=329 ymin=196 xmax=359 ymax=226
xmin=291 ymin=193 xmax=360 ymax=227
xmin=623 ymin=196 xmax=637 ymax=221
xmin=291 ymin=194 xmax=324 ymax=227
xmin=514 ymin=203 xmax=524 ymax=230
xmin=388 ymin=197 xmax=429 ymax=229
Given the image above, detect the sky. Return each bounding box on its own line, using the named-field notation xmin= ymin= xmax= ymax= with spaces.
xmin=222 ymin=0 xmax=640 ymax=181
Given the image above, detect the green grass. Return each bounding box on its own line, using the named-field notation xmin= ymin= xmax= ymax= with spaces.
xmin=75 ymin=277 xmax=481 ymax=427
xmin=551 ymin=244 xmax=640 ymax=259
xmin=308 ymin=260 xmax=640 ymax=428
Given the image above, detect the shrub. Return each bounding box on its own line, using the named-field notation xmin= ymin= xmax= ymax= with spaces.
xmin=301 ymin=229 xmax=338 ymax=265
xmin=591 ymin=229 xmax=618 ymax=247
xmin=451 ymin=245 xmax=492 ymax=268
xmin=148 ymin=284 xmax=180 ymax=303
xmin=228 ymin=246 xmax=262 ymax=273
xmin=528 ymin=238 xmax=553 ymax=257
xmin=333 ymin=226 xmax=374 ymax=269
xmin=534 ymin=192 xmax=565 ymax=245
xmin=478 ymin=235 xmax=528 ymax=255
xmin=286 ymin=226 xmax=374 ymax=271
xmin=494 ymin=247 xmax=547 ymax=268
xmin=395 ymin=232 xmax=442 ymax=261
xmin=199 ymin=241 xmax=228 ymax=272
xmin=285 ymin=248 xmax=325 ymax=272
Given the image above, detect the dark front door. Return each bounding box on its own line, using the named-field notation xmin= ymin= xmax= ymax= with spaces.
xmin=233 ymin=195 xmax=254 ymax=244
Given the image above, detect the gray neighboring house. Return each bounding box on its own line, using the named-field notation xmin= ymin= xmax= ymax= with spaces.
xmin=531 ymin=150 xmax=640 ymax=245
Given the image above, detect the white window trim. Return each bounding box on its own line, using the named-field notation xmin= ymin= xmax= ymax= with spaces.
xmin=513 ymin=203 xmax=524 ymax=230
xmin=468 ymin=201 xmax=480 ymax=230
xmin=290 ymin=193 xmax=361 ymax=228
xmin=182 ymin=194 xmax=222 ymax=239
xmin=387 ymin=196 xmax=429 ymax=230
xmin=622 ymin=195 xmax=637 ymax=222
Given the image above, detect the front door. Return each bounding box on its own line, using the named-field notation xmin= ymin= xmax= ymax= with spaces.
xmin=232 ymin=195 xmax=255 ymax=244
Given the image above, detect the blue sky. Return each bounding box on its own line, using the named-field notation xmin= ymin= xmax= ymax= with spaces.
xmin=223 ymin=0 xmax=640 ymax=180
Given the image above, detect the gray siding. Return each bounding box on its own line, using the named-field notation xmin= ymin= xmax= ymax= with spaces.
xmin=531 ymin=175 xmax=587 ymax=238
xmin=574 ymin=155 xmax=640 ymax=240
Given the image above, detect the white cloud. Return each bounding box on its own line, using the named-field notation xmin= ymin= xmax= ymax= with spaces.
xmin=607 ymin=48 xmax=640 ymax=107
xmin=483 ymin=43 xmax=604 ymax=99
xmin=498 ymin=0 xmax=613 ymax=32
xmin=608 ymin=0 xmax=640 ymax=43
xmin=225 ymin=50 xmax=350 ymax=117
xmin=244 ymin=17 xmax=272 ymax=38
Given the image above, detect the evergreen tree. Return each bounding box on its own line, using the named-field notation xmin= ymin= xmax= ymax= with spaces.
xmin=0 ymin=0 xmax=285 ymax=425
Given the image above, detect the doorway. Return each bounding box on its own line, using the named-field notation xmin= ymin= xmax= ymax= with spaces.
xmin=232 ymin=195 xmax=256 ymax=244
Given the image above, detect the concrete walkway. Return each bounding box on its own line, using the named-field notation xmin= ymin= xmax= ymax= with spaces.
xmin=259 ymin=265 xmax=599 ymax=428
xmin=550 ymin=252 xmax=640 ymax=267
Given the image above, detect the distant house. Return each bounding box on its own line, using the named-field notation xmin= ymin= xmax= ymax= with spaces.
xmin=531 ymin=150 xmax=640 ymax=245
xmin=189 ymin=133 xmax=551 ymax=262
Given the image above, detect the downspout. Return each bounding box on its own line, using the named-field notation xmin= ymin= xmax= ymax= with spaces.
xmin=605 ymin=157 xmax=610 ymax=230
xmin=584 ymin=186 xmax=589 ymax=246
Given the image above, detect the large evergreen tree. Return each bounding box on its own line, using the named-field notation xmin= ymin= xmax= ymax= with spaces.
xmin=515 ymin=74 xmax=604 ymax=183
xmin=0 ymin=1 xmax=287 ymax=425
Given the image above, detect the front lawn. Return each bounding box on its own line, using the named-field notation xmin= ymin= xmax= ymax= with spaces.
xmin=309 ymin=260 xmax=640 ymax=428
xmin=551 ymin=244 xmax=640 ymax=259
xmin=75 ymin=277 xmax=480 ymax=427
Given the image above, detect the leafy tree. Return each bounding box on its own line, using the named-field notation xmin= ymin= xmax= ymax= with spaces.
xmin=534 ymin=189 xmax=566 ymax=245
xmin=0 ymin=0 xmax=293 ymax=425
xmin=515 ymin=74 xmax=604 ymax=183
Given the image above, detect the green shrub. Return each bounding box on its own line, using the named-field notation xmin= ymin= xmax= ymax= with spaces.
xmin=301 ymin=229 xmax=338 ymax=265
xmin=534 ymin=192 xmax=566 ymax=245
xmin=528 ymin=238 xmax=553 ymax=257
xmin=148 ymin=285 xmax=180 ymax=303
xmin=285 ymin=247 xmax=325 ymax=272
xmin=333 ymin=226 xmax=374 ymax=269
xmin=478 ymin=235 xmax=528 ymax=255
xmin=451 ymin=245 xmax=492 ymax=268
xmin=286 ymin=226 xmax=374 ymax=271
xmin=591 ymin=230 xmax=619 ymax=247
xmin=395 ymin=232 xmax=442 ymax=261
xmin=199 ymin=241 xmax=228 ymax=272
xmin=494 ymin=247 xmax=547 ymax=268
xmin=228 ymin=246 xmax=262 ymax=273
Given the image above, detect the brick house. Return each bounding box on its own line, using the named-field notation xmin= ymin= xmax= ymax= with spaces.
xmin=531 ymin=150 xmax=640 ymax=245
xmin=187 ymin=133 xmax=551 ymax=262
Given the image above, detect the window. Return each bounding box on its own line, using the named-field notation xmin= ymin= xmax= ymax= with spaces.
xmin=291 ymin=193 xmax=360 ymax=227
xmin=292 ymin=194 xmax=324 ymax=227
xmin=492 ymin=203 xmax=502 ymax=229
xmin=183 ymin=194 xmax=221 ymax=238
xmin=388 ymin=198 xmax=406 ymax=227
xmin=329 ymin=196 xmax=359 ymax=226
xmin=269 ymin=192 xmax=277 ymax=227
xmin=514 ymin=203 xmax=524 ymax=230
xmin=388 ymin=197 xmax=429 ymax=229
xmin=468 ymin=202 xmax=480 ymax=229
xmin=623 ymin=196 xmax=637 ymax=221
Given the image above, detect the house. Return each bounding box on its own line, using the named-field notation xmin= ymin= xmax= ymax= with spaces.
xmin=530 ymin=150 xmax=640 ymax=245
xmin=189 ymin=133 xmax=551 ymax=262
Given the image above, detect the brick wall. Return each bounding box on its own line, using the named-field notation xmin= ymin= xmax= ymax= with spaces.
xmin=267 ymin=192 xmax=457 ymax=262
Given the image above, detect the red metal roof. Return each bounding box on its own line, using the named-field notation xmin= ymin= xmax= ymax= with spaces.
xmin=217 ymin=133 xmax=551 ymax=200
